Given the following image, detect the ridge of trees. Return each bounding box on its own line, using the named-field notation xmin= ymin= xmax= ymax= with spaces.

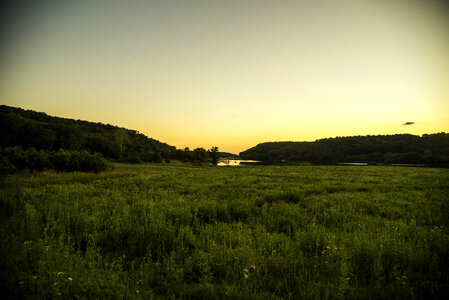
xmin=0 ymin=105 xmax=175 ymax=163
xmin=239 ymin=133 xmax=449 ymax=166
xmin=168 ymin=147 xmax=235 ymax=164
xmin=0 ymin=105 xmax=230 ymax=168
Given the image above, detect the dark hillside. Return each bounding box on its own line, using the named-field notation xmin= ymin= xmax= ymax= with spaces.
xmin=0 ymin=105 xmax=175 ymax=162
xmin=240 ymin=134 xmax=449 ymax=166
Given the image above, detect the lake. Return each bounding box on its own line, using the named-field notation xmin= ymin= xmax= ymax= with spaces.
xmin=217 ymin=159 xmax=260 ymax=166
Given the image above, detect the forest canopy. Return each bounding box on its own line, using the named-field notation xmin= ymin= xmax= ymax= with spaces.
xmin=0 ymin=105 xmax=233 ymax=170
xmin=239 ymin=133 xmax=449 ymax=166
xmin=0 ymin=105 xmax=175 ymax=163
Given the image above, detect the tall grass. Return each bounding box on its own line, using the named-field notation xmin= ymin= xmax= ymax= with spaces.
xmin=1 ymin=164 xmax=448 ymax=298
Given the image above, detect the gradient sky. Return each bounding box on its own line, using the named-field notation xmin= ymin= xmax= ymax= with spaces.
xmin=1 ymin=0 xmax=448 ymax=154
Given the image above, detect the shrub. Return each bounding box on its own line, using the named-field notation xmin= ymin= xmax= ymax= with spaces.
xmin=124 ymin=151 xmax=142 ymax=164
xmin=70 ymin=150 xmax=107 ymax=173
xmin=26 ymin=148 xmax=51 ymax=171
xmin=0 ymin=147 xmax=107 ymax=173
xmin=0 ymin=147 xmax=52 ymax=172
xmin=52 ymin=149 xmax=72 ymax=171
xmin=0 ymin=155 xmax=16 ymax=174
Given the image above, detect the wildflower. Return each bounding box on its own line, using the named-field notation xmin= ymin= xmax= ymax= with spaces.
xmin=243 ymin=268 xmax=248 ymax=273
xmin=244 ymin=274 xmax=249 ymax=279
xmin=67 ymin=277 xmax=73 ymax=281
xmin=136 ymin=290 xmax=140 ymax=293
xmin=345 ymin=277 xmax=350 ymax=280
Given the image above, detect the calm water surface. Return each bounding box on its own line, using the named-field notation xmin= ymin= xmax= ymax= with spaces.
xmin=217 ymin=159 xmax=260 ymax=166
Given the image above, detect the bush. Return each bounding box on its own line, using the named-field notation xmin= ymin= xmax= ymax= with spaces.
xmin=124 ymin=151 xmax=142 ymax=164
xmin=85 ymin=153 xmax=108 ymax=173
xmin=0 ymin=147 xmax=107 ymax=173
xmin=70 ymin=150 xmax=107 ymax=173
xmin=52 ymin=149 xmax=72 ymax=171
xmin=26 ymin=148 xmax=51 ymax=171
xmin=0 ymin=147 xmax=52 ymax=172
xmin=0 ymin=155 xmax=16 ymax=174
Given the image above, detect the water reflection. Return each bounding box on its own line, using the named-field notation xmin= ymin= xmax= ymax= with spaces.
xmin=217 ymin=159 xmax=260 ymax=166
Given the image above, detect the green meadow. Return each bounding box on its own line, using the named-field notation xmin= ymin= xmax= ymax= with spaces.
xmin=1 ymin=163 xmax=448 ymax=299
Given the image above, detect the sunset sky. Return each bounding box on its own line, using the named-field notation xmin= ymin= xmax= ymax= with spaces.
xmin=1 ymin=0 xmax=448 ymax=154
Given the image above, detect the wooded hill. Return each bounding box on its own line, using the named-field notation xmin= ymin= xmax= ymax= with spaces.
xmin=0 ymin=105 xmax=175 ymax=163
xmin=239 ymin=134 xmax=449 ymax=166
xmin=0 ymin=105 xmax=235 ymax=166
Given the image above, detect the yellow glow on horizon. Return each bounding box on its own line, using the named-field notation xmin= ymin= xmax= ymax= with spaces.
xmin=1 ymin=0 xmax=448 ymax=154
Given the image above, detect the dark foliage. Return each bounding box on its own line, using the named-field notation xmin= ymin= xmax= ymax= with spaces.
xmin=1 ymin=105 xmax=237 ymax=165
xmin=168 ymin=147 xmax=234 ymax=164
xmin=0 ymin=147 xmax=107 ymax=173
xmin=0 ymin=105 xmax=175 ymax=163
xmin=209 ymin=146 xmax=219 ymax=165
xmin=240 ymin=133 xmax=449 ymax=166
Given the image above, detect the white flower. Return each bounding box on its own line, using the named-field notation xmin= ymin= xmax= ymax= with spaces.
xmin=67 ymin=277 xmax=73 ymax=281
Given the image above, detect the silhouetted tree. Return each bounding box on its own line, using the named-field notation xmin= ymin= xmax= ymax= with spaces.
xmin=209 ymin=146 xmax=219 ymax=165
xmin=193 ymin=148 xmax=207 ymax=162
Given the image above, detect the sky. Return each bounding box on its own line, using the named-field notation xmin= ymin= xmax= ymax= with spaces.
xmin=1 ymin=0 xmax=448 ymax=154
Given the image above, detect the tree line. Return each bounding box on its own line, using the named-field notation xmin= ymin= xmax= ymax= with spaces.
xmin=0 ymin=105 xmax=175 ymax=163
xmin=239 ymin=133 xmax=449 ymax=166
xmin=0 ymin=147 xmax=108 ymax=173
xmin=0 ymin=105 xmax=226 ymax=172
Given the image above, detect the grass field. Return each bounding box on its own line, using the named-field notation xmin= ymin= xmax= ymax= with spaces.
xmin=1 ymin=163 xmax=448 ymax=299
